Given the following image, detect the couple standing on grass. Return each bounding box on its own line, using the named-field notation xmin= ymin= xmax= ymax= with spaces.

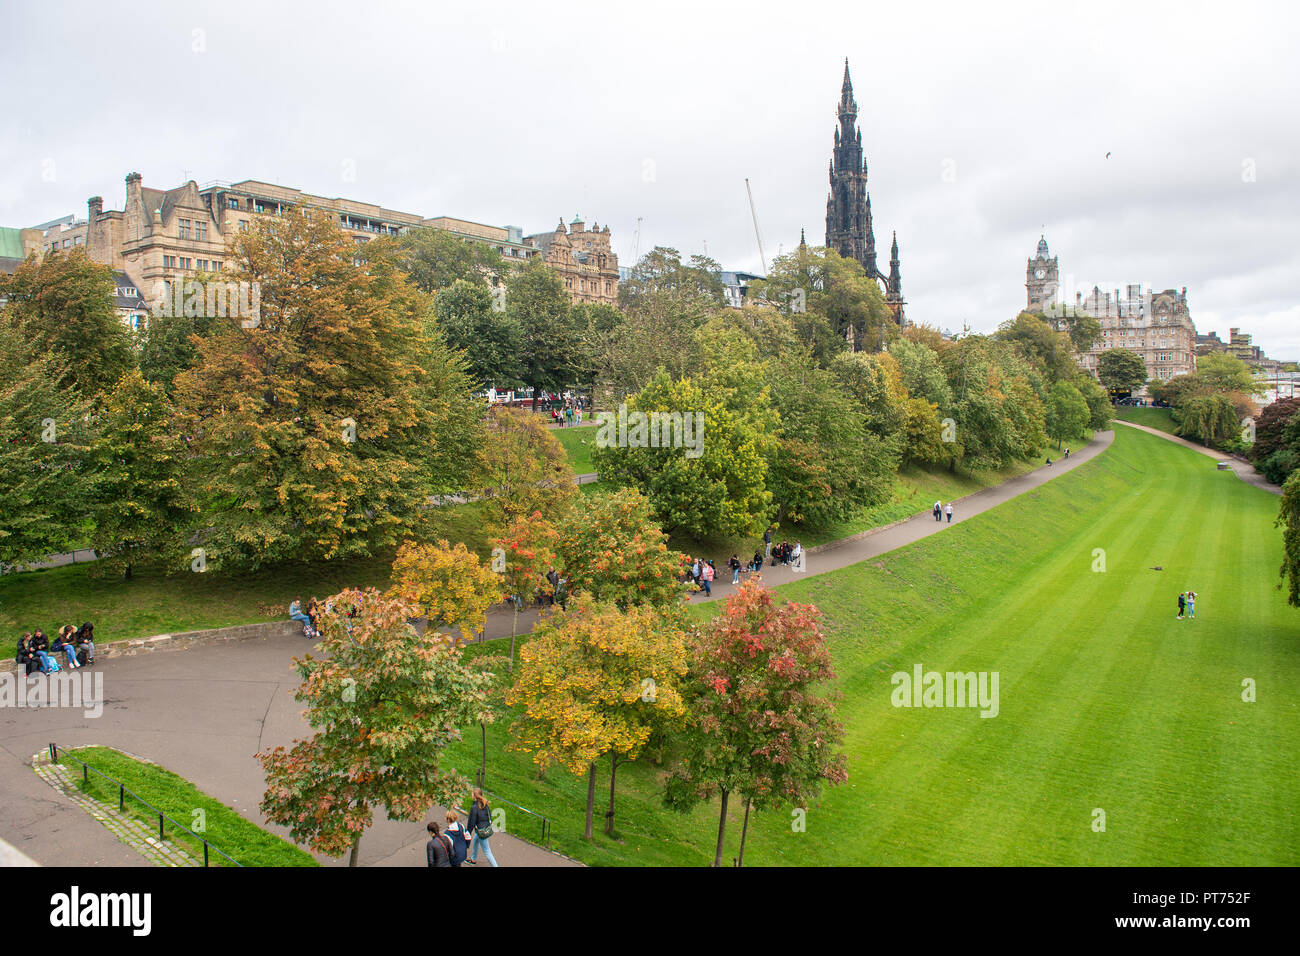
xmin=932 ymin=501 xmax=954 ymax=524
xmin=1177 ymin=591 xmax=1198 ymax=620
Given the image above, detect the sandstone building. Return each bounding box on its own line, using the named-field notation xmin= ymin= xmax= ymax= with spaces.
xmin=25 ymin=172 xmax=614 ymax=312
xmin=1027 ymin=236 xmax=1198 ymax=387
xmin=525 ymin=217 xmax=619 ymax=306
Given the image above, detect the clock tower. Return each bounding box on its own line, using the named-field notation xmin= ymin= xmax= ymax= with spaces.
xmin=1026 ymin=235 xmax=1058 ymax=313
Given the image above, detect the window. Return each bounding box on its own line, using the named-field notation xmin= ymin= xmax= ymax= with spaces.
xmin=163 ymin=255 xmax=177 ymax=268
xmin=74 ymin=235 xmax=84 ymax=245
xmin=196 ymin=221 xmax=207 ymax=241
xmin=226 ymin=196 xmax=239 ymax=209
xmin=178 ymin=219 xmax=191 ymax=240
xmin=239 ymin=220 xmax=249 ymax=232
xmin=63 ymin=238 xmax=70 ymax=248
xmin=179 ymin=258 xmax=192 ymax=270
xmin=213 ymin=261 xmax=222 ymax=271
xmin=196 ymin=259 xmax=208 ymax=271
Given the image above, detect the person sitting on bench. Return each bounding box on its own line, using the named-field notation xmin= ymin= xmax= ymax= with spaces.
xmin=51 ymin=625 xmax=82 ymax=669
xmin=16 ymin=632 xmax=40 ymax=677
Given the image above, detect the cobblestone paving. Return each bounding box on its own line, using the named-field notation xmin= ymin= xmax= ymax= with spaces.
xmin=30 ymin=749 xmax=202 ymax=867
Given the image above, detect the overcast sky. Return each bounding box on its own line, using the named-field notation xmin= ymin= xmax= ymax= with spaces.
xmin=4 ymin=0 xmax=1297 ymax=356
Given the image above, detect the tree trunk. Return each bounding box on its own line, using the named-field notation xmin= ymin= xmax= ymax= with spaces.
xmin=509 ymin=602 xmax=518 ymax=673
xmin=584 ymin=763 xmax=597 ymax=840
xmin=348 ymin=832 xmax=362 ymax=868
xmin=737 ymin=797 xmax=752 ymax=867
xmin=124 ymin=562 xmax=133 ymax=581
xmin=712 ymin=789 xmax=729 ymax=867
xmin=605 ymin=753 xmax=619 ymax=836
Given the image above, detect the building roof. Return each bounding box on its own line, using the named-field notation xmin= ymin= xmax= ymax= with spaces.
xmin=0 ymin=227 xmax=26 ymax=259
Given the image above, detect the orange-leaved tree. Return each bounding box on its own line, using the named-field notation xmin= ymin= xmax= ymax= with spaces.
xmin=665 ymin=577 xmax=848 ymax=866
xmin=491 ymin=510 xmax=560 ymax=670
xmin=258 ymin=587 xmax=496 ymax=866
xmin=553 ymin=487 xmax=687 ymax=609
xmin=477 ymin=405 xmax=576 ymax=532
xmin=506 ymin=597 xmax=689 ymax=839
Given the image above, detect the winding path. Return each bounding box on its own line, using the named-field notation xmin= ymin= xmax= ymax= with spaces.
xmin=0 ymin=428 xmax=1121 ymax=869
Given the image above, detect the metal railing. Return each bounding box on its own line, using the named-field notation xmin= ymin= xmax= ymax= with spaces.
xmin=48 ymin=743 xmax=242 ymax=867
xmin=459 ymin=787 xmax=551 ymax=850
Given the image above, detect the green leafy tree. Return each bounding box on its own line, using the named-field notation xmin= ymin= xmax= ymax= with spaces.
xmin=665 ymin=579 xmax=848 ymax=866
xmin=997 ymin=312 xmax=1077 ymax=383
xmin=89 ymin=369 xmax=195 ymax=577
xmin=0 ymin=248 xmax=134 ymax=398
xmin=1277 ymin=470 xmax=1300 ymax=608
xmin=591 ymin=370 xmax=774 ymax=540
xmin=433 ymin=279 xmax=524 ymax=389
xmin=891 ymin=336 xmax=953 ymax=409
xmin=1174 ymin=393 xmax=1239 ymax=447
xmin=1196 ymin=352 xmax=1261 ymax=395
xmin=507 ymin=258 xmax=577 ymax=408
xmin=506 ymin=599 xmax=689 ymax=839
xmin=258 ymin=587 xmax=497 ymax=865
xmin=389 ymin=227 xmax=505 ymax=295
xmin=1074 ymin=374 xmax=1113 ymax=431
xmin=0 ymin=321 xmax=95 ymax=564
xmin=1045 ymin=380 xmax=1089 ymax=449
xmin=1097 ymin=348 xmax=1148 ymax=394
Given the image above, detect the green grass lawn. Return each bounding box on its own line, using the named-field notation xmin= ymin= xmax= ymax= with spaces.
xmin=447 ymin=426 xmax=1298 ymax=865
xmin=1116 ymin=406 xmax=1178 ymax=435
xmin=65 ymin=746 xmax=317 ymax=867
xmin=0 ymin=502 xmax=494 ymax=645
xmin=553 ymin=424 xmax=599 ymax=475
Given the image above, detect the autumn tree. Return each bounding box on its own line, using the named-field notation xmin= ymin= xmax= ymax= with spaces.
xmin=506 ymin=598 xmax=689 ymax=839
xmin=665 ymin=578 xmax=848 ymax=866
xmin=388 ymin=538 xmax=501 ymax=642
xmin=89 ymin=369 xmax=195 ymax=577
xmin=173 ymin=213 xmax=466 ymax=569
xmin=553 ymin=488 xmax=686 ymax=608
xmin=0 ymin=248 xmax=134 ymax=398
xmin=477 ymin=405 xmax=577 ymax=532
xmin=491 ymin=510 xmax=560 ymax=665
xmin=259 ymin=588 xmax=497 ymax=865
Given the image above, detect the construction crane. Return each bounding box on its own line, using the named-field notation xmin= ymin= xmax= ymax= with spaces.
xmin=630 ymin=217 xmax=643 ymax=266
xmin=745 ymin=178 xmax=768 ymax=274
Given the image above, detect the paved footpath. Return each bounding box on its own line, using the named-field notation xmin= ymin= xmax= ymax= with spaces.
xmin=0 ymin=428 xmax=1119 ymax=869
xmin=1114 ymin=419 xmax=1281 ymax=495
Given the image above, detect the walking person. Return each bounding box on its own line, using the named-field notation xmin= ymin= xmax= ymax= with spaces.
xmin=443 ymin=810 xmax=470 ymax=867
xmin=1064 ymin=448 xmax=1070 ymax=459
xmin=763 ymin=526 xmax=773 ymax=560
xmin=933 ymin=500 xmax=942 ymax=522
xmin=425 ymin=821 xmax=453 ymax=868
xmin=945 ymin=502 xmax=954 ymax=524
xmin=729 ymin=554 xmax=741 ymax=585
xmin=466 ymin=789 xmax=500 ymax=867
xmin=791 ymin=541 xmax=804 ymax=571
xmin=1177 ymin=592 xmax=1186 ymax=620
xmin=701 ymin=560 xmax=714 ymax=596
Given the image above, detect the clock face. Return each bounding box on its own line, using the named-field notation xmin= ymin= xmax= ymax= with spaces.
xmin=1035 ymin=269 xmax=1046 ymax=279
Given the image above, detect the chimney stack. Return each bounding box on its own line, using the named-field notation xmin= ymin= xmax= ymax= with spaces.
xmin=88 ymin=196 xmax=103 ymax=219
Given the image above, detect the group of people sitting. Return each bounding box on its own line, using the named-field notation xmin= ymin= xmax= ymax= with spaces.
xmin=15 ymin=623 xmax=97 ymax=675
xmin=288 ymin=597 xmax=323 ymax=638
xmin=769 ymin=540 xmax=803 ymax=568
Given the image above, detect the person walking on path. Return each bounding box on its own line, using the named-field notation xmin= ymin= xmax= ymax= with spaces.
xmin=443 ymin=810 xmax=470 ymax=867
xmin=791 ymin=541 xmax=804 ymax=571
xmin=426 ymin=821 xmax=453 ymax=868
xmin=933 ymin=500 xmax=942 ymax=522
xmin=763 ymin=526 xmax=773 ymax=560
xmin=1186 ymin=591 xmax=1196 ymax=620
xmin=701 ymin=560 xmax=714 ymax=596
xmin=729 ymin=554 xmax=741 ymax=584
xmin=1064 ymin=448 xmax=1070 ymax=459
xmin=466 ymin=789 xmax=500 ymax=867
xmin=1177 ymin=592 xmax=1186 ymax=620
xmin=945 ymin=503 xmax=954 ymax=524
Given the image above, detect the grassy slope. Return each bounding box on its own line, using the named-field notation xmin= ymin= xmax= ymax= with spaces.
xmin=448 ymin=427 xmax=1298 ymax=866
xmin=552 ymin=424 xmax=598 ymax=475
xmin=66 ymin=746 xmax=317 ymax=867
xmin=1116 ymin=406 xmax=1178 ymax=435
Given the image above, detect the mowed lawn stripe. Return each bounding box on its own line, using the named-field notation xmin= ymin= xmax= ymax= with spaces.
xmin=736 ymin=428 xmax=1295 ymax=866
